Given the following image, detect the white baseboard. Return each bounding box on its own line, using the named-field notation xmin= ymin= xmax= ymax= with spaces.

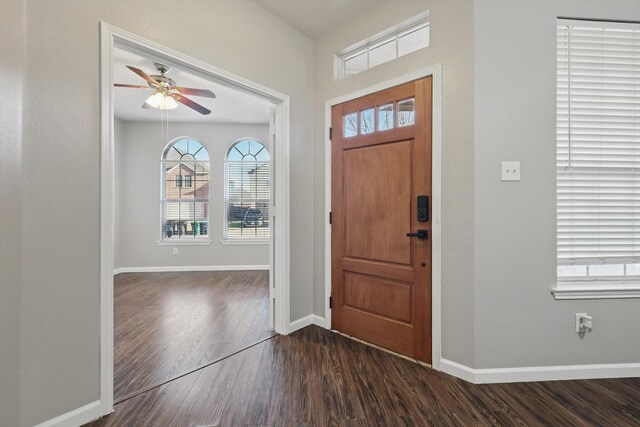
xmin=113 ymin=265 xmax=269 ymax=275
xmin=440 ymin=358 xmax=640 ymax=384
xmin=34 ymin=400 xmax=103 ymax=427
xmin=289 ymin=314 xmax=326 ymax=332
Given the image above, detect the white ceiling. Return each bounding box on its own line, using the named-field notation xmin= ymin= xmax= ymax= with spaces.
xmin=253 ymin=0 xmax=384 ymax=39
xmin=113 ymin=48 xmax=271 ymax=124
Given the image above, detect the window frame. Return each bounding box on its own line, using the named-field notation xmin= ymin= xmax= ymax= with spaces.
xmin=553 ymin=18 xmax=640 ymax=300
xmin=335 ymin=11 xmax=429 ymax=80
xmin=159 ymin=137 xmax=211 ymax=244
xmin=222 ymin=138 xmax=271 ymax=243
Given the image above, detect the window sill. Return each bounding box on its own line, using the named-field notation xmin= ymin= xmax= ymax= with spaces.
xmin=552 ymin=281 xmax=640 ymax=300
xmin=157 ymin=239 xmax=211 ymax=246
xmin=221 ymin=239 xmax=270 ymax=246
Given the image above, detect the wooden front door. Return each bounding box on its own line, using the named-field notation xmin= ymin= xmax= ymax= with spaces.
xmin=331 ymin=78 xmax=432 ymax=363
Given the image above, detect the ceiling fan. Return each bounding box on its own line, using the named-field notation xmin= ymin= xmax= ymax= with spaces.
xmin=115 ymin=63 xmax=215 ymax=115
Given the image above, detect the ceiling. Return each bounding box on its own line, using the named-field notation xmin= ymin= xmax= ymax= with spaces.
xmin=253 ymin=0 xmax=384 ymax=39
xmin=113 ymin=48 xmax=271 ymax=124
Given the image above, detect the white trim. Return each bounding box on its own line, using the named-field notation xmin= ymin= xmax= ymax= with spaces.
xmin=440 ymin=358 xmax=640 ymax=384
xmin=273 ymin=96 xmax=291 ymax=335
xmin=113 ymin=265 xmax=269 ymax=275
xmin=157 ymin=239 xmax=212 ymax=246
xmin=324 ymin=65 xmax=443 ymax=369
xmin=220 ymin=239 xmax=270 ymax=246
xmin=289 ymin=314 xmax=327 ymax=333
xmin=552 ymin=282 xmax=640 ymax=300
xmin=99 ymin=22 xmax=115 ymax=416
xmin=34 ymin=401 xmax=104 ymax=427
xmin=100 ymin=22 xmax=291 ymax=420
xmin=335 ymin=11 xmax=430 ymax=80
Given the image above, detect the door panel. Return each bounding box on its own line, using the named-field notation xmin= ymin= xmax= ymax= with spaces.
xmin=344 ymin=141 xmax=412 ymax=265
xmin=331 ymin=77 xmax=432 ymax=363
xmin=343 ymin=272 xmax=413 ymax=323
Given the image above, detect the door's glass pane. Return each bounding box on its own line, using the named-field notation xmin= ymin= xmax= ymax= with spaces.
xmin=344 ymin=112 xmax=358 ymax=137
xmin=344 ymin=51 xmax=367 ymax=77
xmin=398 ymin=25 xmax=429 ymax=57
xmin=369 ymin=38 xmax=396 ymax=68
xmin=378 ymin=103 xmax=394 ymax=131
xmin=397 ymin=98 xmax=415 ymax=127
xmin=360 ymin=108 xmax=374 ymax=134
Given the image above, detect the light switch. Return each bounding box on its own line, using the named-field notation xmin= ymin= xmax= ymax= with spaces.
xmin=501 ymin=161 xmax=520 ymax=182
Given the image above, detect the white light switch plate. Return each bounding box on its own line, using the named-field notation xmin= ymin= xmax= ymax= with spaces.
xmin=501 ymin=161 xmax=520 ymax=181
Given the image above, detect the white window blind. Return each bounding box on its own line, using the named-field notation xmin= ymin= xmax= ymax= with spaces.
xmin=161 ymin=138 xmax=210 ymax=240
xmin=557 ymin=20 xmax=640 ymax=274
xmin=224 ymin=139 xmax=270 ymax=239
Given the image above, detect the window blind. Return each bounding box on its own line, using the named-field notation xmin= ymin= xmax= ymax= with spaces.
xmin=224 ymin=161 xmax=270 ymax=239
xmin=557 ymin=20 xmax=640 ymax=266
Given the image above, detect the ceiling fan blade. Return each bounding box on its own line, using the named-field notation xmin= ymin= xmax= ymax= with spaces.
xmin=174 ymin=87 xmax=216 ymax=98
xmin=114 ymin=83 xmax=149 ymax=89
xmin=126 ymin=65 xmax=158 ymax=87
xmin=173 ymin=94 xmax=211 ymax=115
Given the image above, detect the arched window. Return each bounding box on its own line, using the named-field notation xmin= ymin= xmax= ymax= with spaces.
xmin=224 ymin=138 xmax=270 ymax=239
xmin=161 ymin=138 xmax=210 ymax=240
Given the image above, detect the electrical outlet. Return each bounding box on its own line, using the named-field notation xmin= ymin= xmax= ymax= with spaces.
xmin=172 ymin=247 xmax=178 ymax=256
xmin=501 ymin=161 xmax=521 ymax=181
xmin=576 ymin=313 xmax=593 ymax=334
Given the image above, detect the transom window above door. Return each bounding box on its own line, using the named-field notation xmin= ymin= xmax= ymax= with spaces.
xmin=224 ymin=139 xmax=271 ymax=240
xmin=161 ymin=138 xmax=210 ymax=241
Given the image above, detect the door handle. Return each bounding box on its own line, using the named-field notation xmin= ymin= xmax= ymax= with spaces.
xmin=406 ymin=229 xmax=428 ymax=240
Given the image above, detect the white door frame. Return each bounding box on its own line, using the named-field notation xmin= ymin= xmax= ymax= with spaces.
xmin=324 ymin=65 xmax=443 ymax=369
xmin=99 ymin=22 xmax=291 ymax=415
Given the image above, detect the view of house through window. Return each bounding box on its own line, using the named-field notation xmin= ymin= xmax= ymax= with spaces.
xmin=161 ymin=138 xmax=210 ymax=240
xmin=224 ymin=138 xmax=270 ymax=239
xmin=557 ymin=19 xmax=640 ymax=282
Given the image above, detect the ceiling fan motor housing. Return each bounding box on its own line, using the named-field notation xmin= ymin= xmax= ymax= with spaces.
xmin=151 ymin=63 xmax=175 ymax=88
xmin=150 ymin=75 xmax=176 ymax=88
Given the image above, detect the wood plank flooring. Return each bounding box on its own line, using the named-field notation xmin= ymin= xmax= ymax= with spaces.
xmin=113 ymin=270 xmax=273 ymax=401
xmin=90 ymin=325 xmax=640 ymax=426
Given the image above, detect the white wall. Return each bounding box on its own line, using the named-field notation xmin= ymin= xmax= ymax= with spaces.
xmin=313 ymin=0 xmax=476 ymax=366
xmin=474 ymin=0 xmax=640 ymax=368
xmin=114 ymin=121 xmax=270 ymax=269
xmin=0 ymin=1 xmax=24 ymax=426
xmin=8 ymin=0 xmax=640 ymax=425
xmin=16 ymin=1 xmax=313 ymax=425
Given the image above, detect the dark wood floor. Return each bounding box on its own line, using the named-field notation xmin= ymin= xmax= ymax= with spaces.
xmin=90 ymin=325 xmax=640 ymax=426
xmin=113 ymin=270 xmax=273 ymax=401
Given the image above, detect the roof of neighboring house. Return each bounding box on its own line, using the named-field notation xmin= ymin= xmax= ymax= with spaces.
xmin=165 ymin=162 xmax=210 ymax=174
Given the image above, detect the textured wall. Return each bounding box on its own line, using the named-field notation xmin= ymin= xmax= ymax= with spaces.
xmin=0 ymin=1 xmax=24 ymax=425
xmin=18 ymin=1 xmax=313 ymax=425
xmin=115 ymin=121 xmax=270 ymax=269
xmin=313 ymin=0 xmax=476 ymax=366
xmin=474 ymin=0 xmax=640 ymax=368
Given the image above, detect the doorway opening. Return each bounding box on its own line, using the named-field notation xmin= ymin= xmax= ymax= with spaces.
xmin=100 ymin=23 xmax=291 ymax=415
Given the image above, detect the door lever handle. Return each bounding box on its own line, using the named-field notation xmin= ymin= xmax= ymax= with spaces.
xmin=406 ymin=229 xmax=428 ymax=240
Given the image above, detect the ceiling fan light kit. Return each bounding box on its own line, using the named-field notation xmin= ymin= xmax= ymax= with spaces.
xmin=146 ymin=91 xmax=178 ymax=109
xmin=114 ymin=63 xmax=215 ymax=115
